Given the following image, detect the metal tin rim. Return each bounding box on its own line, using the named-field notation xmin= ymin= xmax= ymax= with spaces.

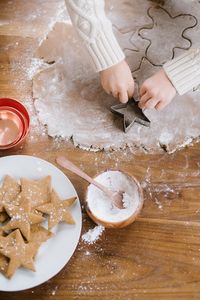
xmin=0 ymin=109 xmax=23 ymax=147
xmin=0 ymin=98 xmax=30 ymax=150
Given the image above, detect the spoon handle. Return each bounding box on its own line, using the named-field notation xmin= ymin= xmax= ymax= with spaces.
xmin=56 ymin=156 xmax=113 ymax=198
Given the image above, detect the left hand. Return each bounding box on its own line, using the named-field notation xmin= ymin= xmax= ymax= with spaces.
xmin=138 ymin=69 xmax=176 ymax=111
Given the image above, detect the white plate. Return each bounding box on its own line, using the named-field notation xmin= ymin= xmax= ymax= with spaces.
xmin=0 ymin=155 xmax=82 ymax=292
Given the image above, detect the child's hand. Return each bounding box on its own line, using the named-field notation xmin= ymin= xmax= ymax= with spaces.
xmin=100 ymin=60 xmax=135 ymax=103
xmin=139 ymin=69 xmax=176 ymax=111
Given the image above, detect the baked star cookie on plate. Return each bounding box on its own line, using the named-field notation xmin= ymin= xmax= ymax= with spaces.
xmin=2 ymin=197 xmax=45 ymax=241
xmin=0 ymin=229 xmax=40 ymax=278
xmin=0 ymin=175 xmax=20 ymax=212
xmin=21 ymin=176 xmax=51 ymax=208
xmin=36 ymin=189 xmax=76 ymax=230
xmin=0 ymin=155 xmax=81 ymax=292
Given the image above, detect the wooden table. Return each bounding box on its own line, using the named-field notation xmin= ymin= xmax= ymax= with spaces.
xmin=0 ymin=1 xmax=200 ymax=299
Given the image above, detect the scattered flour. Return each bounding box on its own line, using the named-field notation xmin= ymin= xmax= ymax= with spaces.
xmin=82 ymin=225 xmax=105 ymax=244
xmin=159 ymin=130 xmax=173 ymax=145
xmin=87 ymin=171 xmax=141 ymax=223
xmin=26 ymin=58 xmax=48 ymax=80
xmin=85 ymin=250 xmax=91 ymax=256
xmin=50 ymin=285 xmax=58 ymax=296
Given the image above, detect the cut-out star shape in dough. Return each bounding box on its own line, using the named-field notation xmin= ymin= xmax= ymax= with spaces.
xmin=139 ymin=7 xmax=197 ymax=65
xmin=125 ymin=31 xmax=150 ymax=72
xmin=0 ymin=229 xmax=39 ymax=278
xmin=113 ymin=26 xmax=138 ymax=51
xmin=2 ymin=197 xmax=44 ymax=241
xmin=36 ymin=190 xmax=76 ymax=230
xmin=21 ymin=176 xmax=51 ymax=208
xmin=0 ymin=175 xmax=20 ymax=212
xmin=111 ymin=98 xmax=150 ymax=133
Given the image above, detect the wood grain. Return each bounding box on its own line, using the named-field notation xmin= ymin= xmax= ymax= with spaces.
xmin=0 ymin=1 xmax=200 ymax=299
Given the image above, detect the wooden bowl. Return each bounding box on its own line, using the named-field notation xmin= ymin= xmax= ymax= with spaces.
xmin=85 ymin=169 xmax=144 ymax=228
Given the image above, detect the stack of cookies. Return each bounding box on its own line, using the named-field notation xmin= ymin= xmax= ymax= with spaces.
xmin=0 ymin=175 xmax=76 ymax=279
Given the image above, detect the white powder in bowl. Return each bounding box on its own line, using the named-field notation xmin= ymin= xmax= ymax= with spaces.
xmin=87 ymin=170 xmax=141 ymax=223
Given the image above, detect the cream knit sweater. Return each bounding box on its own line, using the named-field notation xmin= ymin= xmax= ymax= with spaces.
xmin=65 ymin=0 xmax=200 ymax=95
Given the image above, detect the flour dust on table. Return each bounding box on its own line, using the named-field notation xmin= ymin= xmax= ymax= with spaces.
xmin=82 ymin=225 xmax=105 ymax=245
xmin=33 ymin=0 xmax=200 ymax=153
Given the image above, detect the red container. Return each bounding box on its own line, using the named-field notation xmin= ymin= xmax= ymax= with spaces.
xmin=0 ymin=98 xmax=30 ymax=150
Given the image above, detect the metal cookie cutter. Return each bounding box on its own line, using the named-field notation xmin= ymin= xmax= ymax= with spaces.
xmin=110 ymin=98 xmax=150 ymax=133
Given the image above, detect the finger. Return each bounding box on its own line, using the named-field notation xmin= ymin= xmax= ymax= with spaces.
xmin=107 ymin=90 xmax=112 ymax=96
xmin=112 ymin=90 xmax=119 ymax=99
xmin=140 ymin=84 xmax=148 ymax=97
xmin=155 ymin=100 xmax=168 ymax=111
xmin=140 ymin=92 xmax=151 ymax=104
xmin=102 ymin=85 xmax=110 ymax=95
xmin=119 ymin=90 xmax=129 ymax=103
xmin=138 ymin=92 xmax=151 ymax=108
xmin=100 ymin=79 xmax=109 ymax=94
xmin=144 ymin=98 xmax=160 ymax=109
xmin=103 ymin=85 xmax=113 ymax=96
xmin=127 ymin=84 xmax=135 ymax=99
xmin=138 ymin=99 xmax=149 ymax=109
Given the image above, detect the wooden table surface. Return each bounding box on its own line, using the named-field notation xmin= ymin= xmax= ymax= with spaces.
xmin=0 ymin=1 xmax=200 ymax=299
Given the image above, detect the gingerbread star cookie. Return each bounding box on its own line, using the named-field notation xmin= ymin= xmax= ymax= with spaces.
xmin=0 ymin=175 xmax=77 ymax=280
xmin=0 ymin=230 xmax=17 ymax=275
xmin=0 ymin=175 xmax=20 ymax=212
xmin=30 ymin=224 xmax=53 ymax=246
xmin=0 ymin=212 xmax=8 ymax=223
xmin=0 ymin=229 xmax=40 ymax=278
xmin=0 ymin=228 xmax=7 ymax=274
xmin=2 ymin=197 xmax=44 ymax=241
xmin=0 ymin=248 xmax=7 ymax=275
xmin=0 ymin=193 xmax=25 ymax=224
xmin=36 ymin=190 xmax=76 ymax=230
xmin=21 ymin=176 xmax=51 ymax=208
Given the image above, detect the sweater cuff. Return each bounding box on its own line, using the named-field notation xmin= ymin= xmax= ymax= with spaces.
xmin=85 ymin=24 xmax=125 ymax=72
xmin=163 ymin=49 xmax=200 ymax=95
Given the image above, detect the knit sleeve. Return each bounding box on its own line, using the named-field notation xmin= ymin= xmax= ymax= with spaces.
xmin=65 ymin=0 xmax=125 ymax=72
xmin=163 ymin=48 xmax=200 ymax=95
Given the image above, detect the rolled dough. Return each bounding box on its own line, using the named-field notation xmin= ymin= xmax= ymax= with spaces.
xmin=33 ymin=0 xmax=200 ymax=153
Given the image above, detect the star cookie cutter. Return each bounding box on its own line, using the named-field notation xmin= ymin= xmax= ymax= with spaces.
xmin=110 ymin=98 xmax=150 ymax=133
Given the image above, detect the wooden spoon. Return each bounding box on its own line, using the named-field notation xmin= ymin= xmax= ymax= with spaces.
xmin=56 ymin=156 xmax=125 ymax=209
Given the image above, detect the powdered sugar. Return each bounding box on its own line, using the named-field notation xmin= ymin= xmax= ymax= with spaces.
xmin=122 ymin=192 xmax=132 ymax=208
xmin=82 ymin=225 xmax=104 ymax=244
xmin=87 ymin=171 xmax=140 ymax=223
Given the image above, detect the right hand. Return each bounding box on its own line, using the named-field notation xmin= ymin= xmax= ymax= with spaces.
xmin=138 ymin=69 xmax=176 ymax=111
xmin=100 ymin=60 xmax=135 ymax=103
